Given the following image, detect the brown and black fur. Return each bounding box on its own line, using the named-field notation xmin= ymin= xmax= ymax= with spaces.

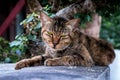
xmin=15 ymin=12 xmax=115 ymax=70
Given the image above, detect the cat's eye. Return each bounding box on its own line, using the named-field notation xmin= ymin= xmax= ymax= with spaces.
xmin=47 ymin=31 xmax=53 ymax=35
xmin=61 ymin=34 xmax=67 ymax=38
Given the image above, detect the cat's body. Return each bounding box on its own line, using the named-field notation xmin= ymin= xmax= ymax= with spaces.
xmin=15 ymin=12 xmax=115 ymax=69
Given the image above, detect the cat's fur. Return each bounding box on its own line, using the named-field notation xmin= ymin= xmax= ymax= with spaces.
xmin=15 ymin=11 xmax=115 ymax=70
xmin=53 ymin=0 xmax=101 ymax=39
xmin=25 ymin=0 xmax=101 ymax=58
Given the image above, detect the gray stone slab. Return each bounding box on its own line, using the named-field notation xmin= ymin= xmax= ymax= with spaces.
xmin=0 ymin=64 xmax=109 ymax=80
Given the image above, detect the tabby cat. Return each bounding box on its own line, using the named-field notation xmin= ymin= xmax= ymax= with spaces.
xmin=15 ymin=11 xmax=115 ymax=70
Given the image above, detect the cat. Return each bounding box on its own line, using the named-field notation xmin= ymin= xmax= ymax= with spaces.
xmin=15 ymin=11 xmax=115 ymax=70
xmin=23 ymin=0 xmax=101 ymax=58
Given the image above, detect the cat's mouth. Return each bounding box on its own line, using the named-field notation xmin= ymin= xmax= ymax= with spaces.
xmin=51 ymin=46 xmax=61 ymax=50
xmin=52 ymin=48 xmax=65 ymax=51
xmin=51 ymin=45 xmax=69 ymax=51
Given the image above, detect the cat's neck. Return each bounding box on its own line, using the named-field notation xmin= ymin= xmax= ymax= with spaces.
xmin=71 ymin=29 xmax=87 ymax=46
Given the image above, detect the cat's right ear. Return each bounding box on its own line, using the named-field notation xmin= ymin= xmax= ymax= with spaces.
xmin=39 ymin=11 xmax=53 ymax=27
xmin=65 ymin=18 xmax=80 ymax=31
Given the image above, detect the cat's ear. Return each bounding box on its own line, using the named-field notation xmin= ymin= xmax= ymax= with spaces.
xmin=40 ymin=11 xmax=53 ymax=27
xmin=65 ymin=18 xmax=80 ymax=30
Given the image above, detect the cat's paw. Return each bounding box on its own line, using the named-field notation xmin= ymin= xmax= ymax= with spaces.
xmin=44 ymin=58 xmax=60 ymax=66
xmin=86 ymin=59 xmax=95 ymax=67
xmin=15 ymin=59 xmax=30 ymax=70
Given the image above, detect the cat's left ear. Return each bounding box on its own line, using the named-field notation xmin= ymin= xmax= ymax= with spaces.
xmin=65 ymin=18 xmax=80 ymax=31
xmin=39 ymin=11 xmax=53 ymax=27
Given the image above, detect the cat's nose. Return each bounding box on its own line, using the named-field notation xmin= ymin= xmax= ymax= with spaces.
xmin=53 ymin=42 xmax=58 ymax=48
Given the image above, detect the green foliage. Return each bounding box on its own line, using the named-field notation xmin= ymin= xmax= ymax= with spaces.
xmin=0 ymin=37 xmax=10 ymax=54
xmin=100 ymin=11 xmax=120 ymax=49
xmin=74 ymin=13 xmax=92 ymax=28
xmin=20 ymin=12 xmax=41 ymax=37
xmin=0 ymin=37 xmax=10 ymax=63
xmin=10 ymin=12 xmax=42 ymax=58
xmin=0 ymin=37 xmax=20 ymax=63
xmin=0 ymin=12 xmax=43 ymax=63
xmin=10 ymin=34 xmax=28 ymax=54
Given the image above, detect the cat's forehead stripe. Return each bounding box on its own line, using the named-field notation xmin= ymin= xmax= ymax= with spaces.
xmin=50 ymin=17 xmax=67 ymax=33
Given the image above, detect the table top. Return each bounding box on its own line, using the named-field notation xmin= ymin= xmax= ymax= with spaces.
xmin=0 ymin=64 xmax=109 ymax=80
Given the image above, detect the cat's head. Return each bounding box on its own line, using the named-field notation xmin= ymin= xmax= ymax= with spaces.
xmin=39 ymin=12 xmax=80 ymax=51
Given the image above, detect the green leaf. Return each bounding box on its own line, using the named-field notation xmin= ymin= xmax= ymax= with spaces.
xmin=5 ymin=57 xmax=11 ymax=63
xmin=26 ymin=14 xmax=34 ymax=23
xmin=34 ymin=22 xmax=41 ymax=29
xmin=86 ymin=15 xmax=91 ymax=22
xmin=10 ymin=41 xmax=22 ymax=47
xmin=20 ymin=20 xmax=27 ymax=25
xmin=27 ymin=34 xmax=37 ymax=41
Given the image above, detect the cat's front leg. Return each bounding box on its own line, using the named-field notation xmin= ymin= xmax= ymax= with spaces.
xmin=15 ymin=55 xmax=44 ymax=70
xmin=77 ymin=44 xmax=95 ymax=66
xmin=44 ymin=58 xmax=62 ymax=66
xmin=44 ymin=56 xmax=84 ymax=66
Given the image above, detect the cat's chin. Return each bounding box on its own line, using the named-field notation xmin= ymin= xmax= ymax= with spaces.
xmin=49 ymin=47 xmax=63 ymax=51
xmin=53 ymin=48 xmax=64 ymax=51
xmin=46 ymin=44 xmax=69 ymax=51
xmin=51 ymin=46 xmax=68 ymax=51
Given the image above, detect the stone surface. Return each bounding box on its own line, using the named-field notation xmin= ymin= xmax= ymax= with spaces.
xmin=0 ymin=50 xmax=119 ymax=80
xmin=109 ymin=49 xmax=120 ymax=80
xmin=0 ymin=64 xmax=110 ymax=80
